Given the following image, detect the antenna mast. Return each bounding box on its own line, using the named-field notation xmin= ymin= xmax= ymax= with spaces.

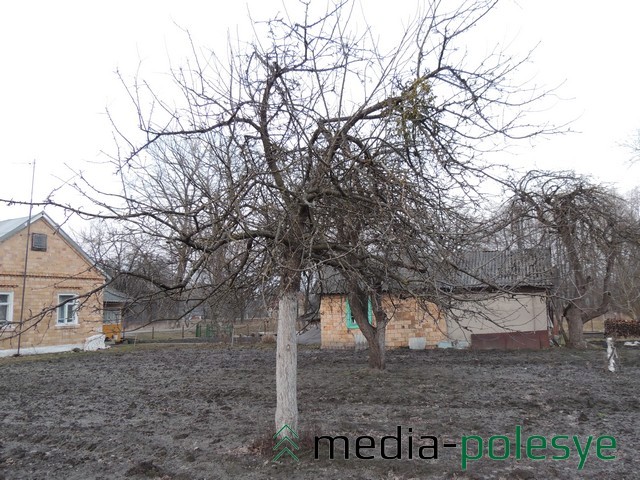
xmin=16 ymin=160 xmax=36 ymax=356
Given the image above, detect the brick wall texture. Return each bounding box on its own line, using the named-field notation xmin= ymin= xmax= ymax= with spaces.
xmin=0 ymin=218 xmax=104 ymax=351
xmin=320 ymin=294 xmax=447 ymax=349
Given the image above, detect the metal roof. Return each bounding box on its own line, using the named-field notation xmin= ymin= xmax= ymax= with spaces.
xmin=448 ymin=248 xmax=553 ymax=290
xmin=0 ymin=215 xmax=31 ymax=242
xmin=318 ymin=264 xmax=437 ymax=295
xmin=103 ymin=288 xmax=130 ymax=303
xmin=319 ymin=248 xmax=553 ymax=295
xmin=318 ymin=266 xmax=350 ymax=294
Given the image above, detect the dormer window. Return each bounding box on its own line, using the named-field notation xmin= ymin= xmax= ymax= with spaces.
xmin=31 ymin=233 xmax=47 ymax=252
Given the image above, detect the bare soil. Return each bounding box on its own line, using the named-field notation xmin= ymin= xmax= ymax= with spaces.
xmin=1 ymin=343 xmax=638 ymax=479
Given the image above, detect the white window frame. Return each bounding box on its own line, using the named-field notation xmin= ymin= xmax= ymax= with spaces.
xmin=57 ymin=294 xmax=79 ymax=325
xmin=0 ymin=292 xmax=13 ymax=327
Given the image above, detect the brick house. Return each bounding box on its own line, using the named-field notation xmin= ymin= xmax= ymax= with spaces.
xmin=0 ymin=212 xmax=106 ymax=356
xmin=318 ymin=268 xmax=448 ymax=349
xmin=318 ymin=248 xmax=553 ymax=351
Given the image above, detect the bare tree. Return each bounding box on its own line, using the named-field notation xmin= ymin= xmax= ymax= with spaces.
xmin=626 ymin=129 xmax=640 ymax=163
xmin=80 ymin=145 xmax=268 ymax=330
xmin=609 ymin=188 xmax=640 ymax=320
xmin=3 ymin=1 xmax=560 ymax=432
xmin=507 ymin=171 xmax=640 ymax=348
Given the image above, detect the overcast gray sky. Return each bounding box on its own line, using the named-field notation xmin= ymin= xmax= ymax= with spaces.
xmin=1 ymin=0 xmax=639 ymax=229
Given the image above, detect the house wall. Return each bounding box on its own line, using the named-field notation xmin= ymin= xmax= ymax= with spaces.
xmin=320 ymin=294 xmax=447 ymax=349
xmin=445 ymin=294 xmax=548 ymax=345
xmin=0 ymin=218 xmax=104 ymax=356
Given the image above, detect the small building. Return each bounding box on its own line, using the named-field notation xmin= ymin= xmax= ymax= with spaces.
xmin=103 ymin=287 xmax=129 ymax=342
xmin=443 ymin=249 xmax=554 ymax=350
xmin=319 ymin=268 xmax=447 ymax=349
xmin=0 ymin=212 xmax=106 ymax=356
xmin=318 ymin=249 xmax=554 ymax=351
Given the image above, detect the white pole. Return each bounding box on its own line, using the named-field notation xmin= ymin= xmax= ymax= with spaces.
xmin=606 ymin=337 xmax=618 ymax=372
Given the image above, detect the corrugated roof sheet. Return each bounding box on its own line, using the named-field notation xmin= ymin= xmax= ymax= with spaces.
xmin=318 ymin=266 xmax=350 ymax=294
xmin=319 ymin=248 xmax=553 ymax=295
xmin=448 ymin=248 xmax=553 ymax=290
xmin=0 ymin=215 xmax=30 ymax=242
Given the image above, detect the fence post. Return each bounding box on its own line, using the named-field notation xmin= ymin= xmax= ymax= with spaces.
xmin=182 ymin=326 xmax=185 ymax=339
xmin=606 ymin=337 xmax=619 ymax=372
xmin=152 ymin=327 xmax=155 ymax=340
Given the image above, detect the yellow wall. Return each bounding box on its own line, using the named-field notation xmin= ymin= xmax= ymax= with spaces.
xmin=0 ymin=218 xmax=104 ymax=354
xmin=320 ymin=294 xmax=447 ymax=349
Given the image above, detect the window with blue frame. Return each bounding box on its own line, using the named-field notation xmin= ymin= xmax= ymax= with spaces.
xmin=345 ymin=297 xmax=373 ymax=329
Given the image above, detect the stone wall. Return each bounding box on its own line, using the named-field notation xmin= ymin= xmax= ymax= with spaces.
xmin=320 ymin=294 xmax=446 ymax=349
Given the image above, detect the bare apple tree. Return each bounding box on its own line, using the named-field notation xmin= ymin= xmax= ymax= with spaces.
xmin=4 ymin=1 xmax=562 ymax=432
xmin=506 ymin=171 xmax=640 ymax=348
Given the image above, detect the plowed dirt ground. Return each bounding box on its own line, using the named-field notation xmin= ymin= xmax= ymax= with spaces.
xmin=1 ymin=343 xmax=638 ymax=479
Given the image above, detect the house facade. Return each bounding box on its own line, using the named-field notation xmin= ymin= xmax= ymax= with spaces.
xmin=320 ymin=294 xmax=447 ymax=349
xmin=318 ymin=249 xmax=553 ymax=351
xmin=103 ymin=287 xmax=129 ymax=342
xmin=445 ymin=293 xmax=550 ymax=349
xmin=318 ymin=267 xmax=447 ymax=349
xmin=0 ymin=213 xmax=105 ymax=356
xmin=443 ymin=249 xmax=554 ymax=350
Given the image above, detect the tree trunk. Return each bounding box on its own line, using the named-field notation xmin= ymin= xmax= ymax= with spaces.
xmin=565 ymin=305 xmax=587 ymax=349
xmin=368 ymin=326 xmax=386 ymax=370
xmin=346 ymin=286 xmax=388 ymax=370
xmin=275 ymin=289 xmax=298 ymax=433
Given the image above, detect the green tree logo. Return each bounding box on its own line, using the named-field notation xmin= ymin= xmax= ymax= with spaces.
xmin=272 ymin=424 xmax=300 ymax=462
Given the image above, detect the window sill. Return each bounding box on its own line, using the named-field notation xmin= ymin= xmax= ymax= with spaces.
xmin=55 ymin=323 xmax=79 ymax=328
